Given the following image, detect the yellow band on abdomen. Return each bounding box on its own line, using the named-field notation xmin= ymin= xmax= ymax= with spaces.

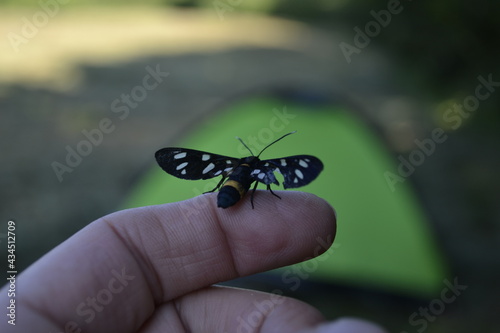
xmin=222 ymin=180 xmax=247 ymax=198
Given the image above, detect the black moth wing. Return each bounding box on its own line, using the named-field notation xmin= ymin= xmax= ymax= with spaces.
xmin=250 ymin=160 xmax=280 ymax=186
xmin=155 ymin=148 xmax=239 ymax=180
xmin=260 ymin=155 xmax=324 ymax=189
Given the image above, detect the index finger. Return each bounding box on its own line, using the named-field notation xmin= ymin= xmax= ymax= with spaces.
xmin=7 ymin=191 xmax=336 ymax=332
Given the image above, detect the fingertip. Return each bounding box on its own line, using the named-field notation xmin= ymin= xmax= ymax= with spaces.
xmin=112 ymin=191 xmax=338 ymax=296
xmin=215 ymin=191 xmax=337 ymax=265
xmin=150 ymin=191 xmax=337 ymax=261
xmin=277 ymin=191 xmax=337 ymax=247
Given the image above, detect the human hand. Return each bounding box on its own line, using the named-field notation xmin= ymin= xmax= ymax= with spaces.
xmin=1 ymin=191 xmax=386 ymax=332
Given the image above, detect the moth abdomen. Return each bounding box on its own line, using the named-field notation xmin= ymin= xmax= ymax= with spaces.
xmin=217 ymin=165 xmax=253 ymax=208
xmin=217 ymin=184 xmax=242 ymax=208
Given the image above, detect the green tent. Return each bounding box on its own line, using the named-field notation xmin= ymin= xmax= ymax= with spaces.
xmin=124 ymin=95 xmax=448 ymax=298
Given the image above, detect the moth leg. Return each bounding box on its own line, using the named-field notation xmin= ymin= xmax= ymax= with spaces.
xmin=204 ymin=176 xmax=226 ymax=194
xmin=267 ymin=184 xmax=281 ymax=200
xmin=250 ymin=181 xmax=259 ymax=209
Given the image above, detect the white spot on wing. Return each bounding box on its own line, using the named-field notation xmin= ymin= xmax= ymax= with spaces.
xmin=202 ymin=154 xmax=210 ymax=161
xmin=224 ymin=167 xmax=233 ymax=172
xmin=251 ymin=169 xmax=261 ymax=175
xmin=280 ymin=159 xmax=287 ymax=166
xmin=181 ymin=169 xmax=187 ymax=175
xmin=226 ymin=160 xmax=232 ymax=164
xmin=295 ymin=169 xmax=304 ymax=179
xmin=299 ymin=160 xmax=308 ymax=168
xmin=174 ymin=152 xmax=187 ymax=159
xmin=293 ymin=178 xmax=299 ymax=183
xmin=176 ymin=162 xmax=188 ymax=170
xmin=258 ymin=173 xmax=266 ymax=180
xmin=214 ymin=170 xmax=222 ymax=176
xmin=202 ymin=163 xmax=215 ymax=174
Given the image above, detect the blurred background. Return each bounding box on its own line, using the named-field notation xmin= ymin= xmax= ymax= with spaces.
xmin=0 ymin=0 xmax=499 ymax=332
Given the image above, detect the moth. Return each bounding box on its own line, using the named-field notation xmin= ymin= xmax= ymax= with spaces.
xmin=155 ymin=131 xmax=323 ymax=209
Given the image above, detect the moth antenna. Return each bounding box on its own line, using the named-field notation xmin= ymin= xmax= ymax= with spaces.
xmin=236 ymin=136 xmax=255 ymax=156
xmin=257 ymin=131 xmax=297 ymax=158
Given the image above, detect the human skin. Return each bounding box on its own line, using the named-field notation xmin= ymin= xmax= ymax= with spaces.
xmin=0 ymin=191 xmax=386 ymax=333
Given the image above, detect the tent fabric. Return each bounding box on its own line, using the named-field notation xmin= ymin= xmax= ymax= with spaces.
xmin=123 ymin=96 xmax=448 ymax=298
